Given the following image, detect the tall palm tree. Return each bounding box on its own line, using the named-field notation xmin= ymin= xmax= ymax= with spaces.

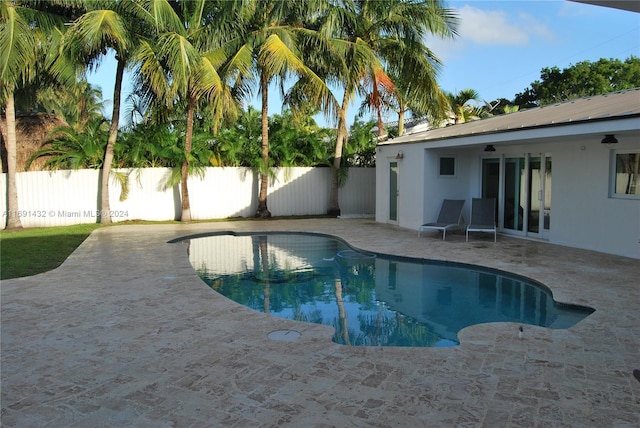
xmin=362 ymin=44 xmax=450 ymax=137
xmin=311 ymin=0 xmax=457 ymax=216
xmin=133 ymin=0 xmax=237 ymax=222
xmin=227 ymin=0 xmax=334 ymax=218
xmin=285 ymin=3 xmax=381 ymax=216
xmin=62 ymin=0 xmax=147 ymax=223
xmin=0 ymin=0 xmax=69 ymax=228
xmin=379 ymin=0 xmax=456 ymax=132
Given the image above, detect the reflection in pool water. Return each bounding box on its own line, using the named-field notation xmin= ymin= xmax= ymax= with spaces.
xmin=185 ymin=232 xmax=594 ymax=347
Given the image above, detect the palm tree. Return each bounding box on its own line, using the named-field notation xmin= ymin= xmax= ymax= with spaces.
xmin=132 ymin=0 xmax=237 ymax=222
xmin=447 ymin=88 xmax=483 ymax=124
xmin=62 ymin=0 xmax=141 ymax=223
xmin=34 ymin=79 xmax=104 ymax=131
xmin=285 ymin=2 xmax=380 ymax=216
xmin=0 ymin=1 xmax=69 ymax=228
xmin=358 ymin=1 xmax=456 ymax=137
xmin=27 ymin=117 xmax=109 ymax=170
xmin=227 ymin=0 xmax=334 ymax=218
xmin=310 ymin=0 xmax=457 ymax=216
xmin=362 ymin=46 xmax=450 ymax=137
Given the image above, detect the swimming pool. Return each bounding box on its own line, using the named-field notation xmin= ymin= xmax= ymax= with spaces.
xmin=182 ymin=232 xmax=594 ymax=347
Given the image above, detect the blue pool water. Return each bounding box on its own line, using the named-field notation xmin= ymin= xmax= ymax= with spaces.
xmin=183 ymin=232 xmax=594 ymax=347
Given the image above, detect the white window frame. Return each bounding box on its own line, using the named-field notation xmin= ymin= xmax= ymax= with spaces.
xmin=610 ymin=149 xmax=640 ymax=200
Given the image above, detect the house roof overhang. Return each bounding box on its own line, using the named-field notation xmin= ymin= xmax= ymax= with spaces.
xmin=378 ymin=89 xmax=640 ymax=150
xmin=569 ymin=0 xmax=640 ymax=13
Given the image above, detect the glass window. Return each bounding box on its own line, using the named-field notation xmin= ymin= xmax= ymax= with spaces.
xmin=439 ymin=156 xmax=456 ymax=177
xmin=612 ymin=151 xmax=640 ymax=199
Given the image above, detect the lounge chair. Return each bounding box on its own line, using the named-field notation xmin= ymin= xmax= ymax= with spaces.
xmin=466 ymin=198 xmax=497 ymax=242
xmin=418 ymin=199 xmax=465 ymax=240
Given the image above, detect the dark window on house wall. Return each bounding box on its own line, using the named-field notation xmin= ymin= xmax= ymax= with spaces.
xmin=612 ymin=151 xmax=640 ymax=199
xmin=439 ymin=156 xmax=456 ymax=177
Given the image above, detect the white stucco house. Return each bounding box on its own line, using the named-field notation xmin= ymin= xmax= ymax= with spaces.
xmin=375 ymin=88 xmax=640 ymax=259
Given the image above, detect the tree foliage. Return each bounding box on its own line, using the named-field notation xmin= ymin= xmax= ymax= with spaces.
xmin=446 ymin=88 xmax=485 ymax=124
xmin=27 ymin=117 xmax=108 ymax=170
xmin=344 ymin=118 xmax=376 ymax=168
xmin=515 ymin=56 xmax=640 ymax=108
xmin=269 ymin=109 xmax=333 ymax=167
xmin=0 ymin=0 xmax=74 ymax=228
xmin=7 ymin=0 xmax=449 ymax=225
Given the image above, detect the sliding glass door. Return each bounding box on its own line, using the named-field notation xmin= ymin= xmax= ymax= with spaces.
xmin=482 ymin=154 xmax=551 ymax=239
xmin=527 ymin=156 xmax=551 ymax=238
xmin=504 ymin=157 xmax=525 ymax=231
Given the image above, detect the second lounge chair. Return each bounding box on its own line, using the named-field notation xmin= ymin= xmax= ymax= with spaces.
xmin=466 ymin=198 xmax=497 ymax=242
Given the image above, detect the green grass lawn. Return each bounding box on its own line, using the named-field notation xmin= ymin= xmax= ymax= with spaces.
xmin=0 ymin=215 xmax=328 ymax=280
xmin=0 ymin=224 xmax=102 ymax=280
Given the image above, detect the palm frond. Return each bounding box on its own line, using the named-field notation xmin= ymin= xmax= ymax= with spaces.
xmin=125 ymin=0 xmax=185 ymax=34
xmin=111 ymin=170 xmax=131 ymax=202
xmin=0 ymin=3 xmax=36 ymax=93
xmin=67 ymin=9 xmax=130 ymax=58
xmin=259 ymin=34 xmax=306 ymax=78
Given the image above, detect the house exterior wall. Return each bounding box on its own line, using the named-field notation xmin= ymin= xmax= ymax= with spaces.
xmin=375 ymin=145 xmax=477 ymax=229
xmin=421 ymin=149 xmax=477 ymax=227
xmin=375 ymin=145 xmax=426 ymax=226
xmin=550 ymin=136 xmax=639 ymax=258
xmin=376 ymin=129 xmax=640 ymax=259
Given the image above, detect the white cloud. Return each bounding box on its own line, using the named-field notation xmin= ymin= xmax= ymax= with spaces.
xmin=457 ymin=5 xmax=529 ymax=45
xmin=425 ymin=4 xmax=555 ymax=63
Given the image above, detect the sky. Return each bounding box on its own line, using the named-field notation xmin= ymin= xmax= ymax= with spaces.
xmin=87 ymin=0 xmax=640 ymax=129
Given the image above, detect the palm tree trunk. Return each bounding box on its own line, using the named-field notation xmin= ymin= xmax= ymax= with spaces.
xmin=259 ymin=236 xmax=270 ymax=314
xmin=4 ymin=93 xmax=22 ymax=229
xmin=328 ymin=94 xmax=349 ymax=217
xmin=181 ymin=97 xmax=196 ymax=222
xmin=256 ymin=72 xmax=271 ymax=218
xmin=335 ymin=278 xmax=350 ymax=345
xmin=373 ymin=78 xmax=384 ymax=138
xmin=99 ymin=57 xmax=125 ymax=224
xmin=398 ymin=110 xmax=405 ymax=136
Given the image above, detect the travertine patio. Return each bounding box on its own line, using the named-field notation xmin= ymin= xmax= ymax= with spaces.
xmin=1 ymin=219 xmax=639 ymax=427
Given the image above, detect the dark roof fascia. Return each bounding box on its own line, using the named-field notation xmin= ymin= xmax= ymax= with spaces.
xmin=377 ymin=112 xmax=640 ymax=147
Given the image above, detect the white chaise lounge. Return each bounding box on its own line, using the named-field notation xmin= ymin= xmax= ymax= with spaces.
xmin=418 ymin=199 xmax=465 ymax=240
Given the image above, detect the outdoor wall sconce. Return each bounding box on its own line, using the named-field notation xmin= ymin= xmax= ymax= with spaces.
xmin=484 ymin=144 xmax=496 ymax=152
xmin=601 ymin=134 xmax=618 ymax=146
xmin=395 ymin=150 xmax=404 ymax=160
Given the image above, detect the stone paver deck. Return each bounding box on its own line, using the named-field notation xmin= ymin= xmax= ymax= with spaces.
xmin=1 ymin=219 xmax=639 ymax=427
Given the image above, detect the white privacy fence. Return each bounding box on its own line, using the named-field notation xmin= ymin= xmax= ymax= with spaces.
xmin=1 ymin=167 xmax=375 ymax=228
